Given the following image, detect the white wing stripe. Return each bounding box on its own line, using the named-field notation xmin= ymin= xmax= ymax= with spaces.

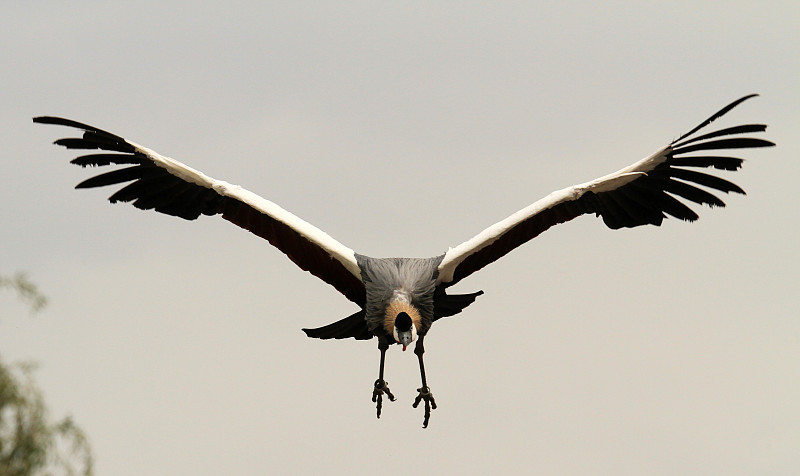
xmin=438 ymin=185 xmax=576 ymax=283
xmin=131 ymin=141 xmax=362 ymax=280
xmin=437 ymin=145 xmax=672 ymax=284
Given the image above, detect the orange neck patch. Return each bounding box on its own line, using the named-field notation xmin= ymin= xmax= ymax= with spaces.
xmin=384 ymin=300 xmax=421 ymax=335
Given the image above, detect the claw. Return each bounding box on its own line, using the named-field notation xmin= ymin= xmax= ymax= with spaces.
xmin=412 ymin=386 xmax=437 ymax=428
xmin=372 ymin=379 xmax=395 ymax=419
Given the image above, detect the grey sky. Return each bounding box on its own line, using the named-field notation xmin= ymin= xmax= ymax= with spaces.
xmin=2 ymin=1 xmax=798 ymax=474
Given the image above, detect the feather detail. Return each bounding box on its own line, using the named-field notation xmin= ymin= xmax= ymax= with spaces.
xmin=384 ymin=300 xmax=422 ymax=335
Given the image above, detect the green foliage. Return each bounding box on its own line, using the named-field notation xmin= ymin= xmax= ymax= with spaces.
xmin=0 ymin=360 xmax=93 ymax=476
xmin=0 ymin=274 xmax=47 ymax=314
xmin=1 ymin=273 xmax=94 ymax=475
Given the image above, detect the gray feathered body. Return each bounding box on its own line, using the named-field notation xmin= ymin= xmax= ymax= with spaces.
xmin=302 ymin=254 xmax=483 ymax=341
xmin=356 ymin=254 xmax=444 ymax=336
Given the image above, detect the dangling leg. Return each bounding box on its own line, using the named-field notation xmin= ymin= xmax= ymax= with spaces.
xmin=372 ymin=336 xmax=395 ymax=419
xmin=412 ymin=335 xmax=437 ymax=428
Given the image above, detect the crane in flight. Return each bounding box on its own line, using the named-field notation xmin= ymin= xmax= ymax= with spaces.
xmin=35 ymin=94 xmax=773 ymax=427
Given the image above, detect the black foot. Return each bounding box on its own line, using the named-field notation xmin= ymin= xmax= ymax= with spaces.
xmin=412 ymin=386 xmax=437 ymax=428
xmin=372 ymin=379 xmax=395 ymax=419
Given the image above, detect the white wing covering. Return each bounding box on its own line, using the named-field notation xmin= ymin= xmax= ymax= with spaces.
xmin=438 ymin=94 xmax=774 ymax=286
xmin=34 ymin=117 xmax=366 ymax=304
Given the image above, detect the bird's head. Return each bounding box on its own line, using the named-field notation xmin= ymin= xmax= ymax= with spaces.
xmin=392 ymin=311 xmax=417 ymax=351
xmin=384 ymin=299 xmax=422 ymax=351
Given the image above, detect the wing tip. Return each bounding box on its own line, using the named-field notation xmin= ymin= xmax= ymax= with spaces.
xmin=673 ymin=93 xmax=764 ymax=144
xmin=33 ymin=115 xmax=64 ymax=125
xmin=33 ymin=116 xmax=81 ymax=127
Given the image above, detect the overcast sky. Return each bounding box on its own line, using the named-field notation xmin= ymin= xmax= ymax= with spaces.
xmin=2 ymin=1 xmax=798 ymax=475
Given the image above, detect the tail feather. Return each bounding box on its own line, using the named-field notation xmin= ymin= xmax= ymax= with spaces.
xmin=433 ymin=288 xmax=484 ymax=321
xmin=302 ymin=309 xmax=373 ymax=340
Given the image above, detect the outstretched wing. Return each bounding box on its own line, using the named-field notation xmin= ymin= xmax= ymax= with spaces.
xmin=438 ymin=94 xmax=774 ymax=286
xmin=35 ymin=117 xmax=366 ymax=304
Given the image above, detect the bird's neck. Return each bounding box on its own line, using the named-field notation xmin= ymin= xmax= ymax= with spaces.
xmin=384 ymin=298 xmax=421 ymax=336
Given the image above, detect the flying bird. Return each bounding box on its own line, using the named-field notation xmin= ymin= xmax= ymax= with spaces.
xmin=34 ymin=94 xmax=773 ymax=427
